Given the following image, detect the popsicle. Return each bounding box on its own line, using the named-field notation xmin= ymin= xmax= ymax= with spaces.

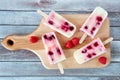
xmin=74 ymin=37 xmax=113 ymax=64
xmin=37 ymin=10 xmax=76 ymax=38
xmin=79 ymin=7 xmax=108 ymax=44
xmin=42 ymin=32 xmax=66 ymax=74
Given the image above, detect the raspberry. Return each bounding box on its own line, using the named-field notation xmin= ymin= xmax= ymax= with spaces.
xmin=72 ymin=37 xmax=79 ymax=46
xmin=65 ymin=40 xmax=74 ymax=48
xmin=64 ymin=22 xmax=69 ymax=25
xmin=87 ymin=45 xmax=92 ymax=50
xmin=87 ymin=54 xmax=92 ymax=58
xmin=96 ymin=16 xmax=103 ymax=22
xmin=84 ymin=26 xmax=88 ymax=29
xmin=48 ymin=20 xmax=54 ymax=25
xmin=98 ymin=57 xmax=107 ymax=64
xmin=30 ymin=36 xmax=39 ymax=43
xmin=94 ymin=42 xmax=99 ymax=47
xmin=48 ymin=51 xmax=53 ymax=55
xmin=81 ymin=49 xmax=87 ymax=53
xmin=69 ymin=26 xmax=74 ymax=31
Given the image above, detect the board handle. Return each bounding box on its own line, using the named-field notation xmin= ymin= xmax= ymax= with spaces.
xmin=1 ymin=35 xmax=43 ymax=50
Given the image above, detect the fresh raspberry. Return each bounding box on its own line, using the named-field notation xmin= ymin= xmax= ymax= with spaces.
xmin=30 ymin=36 xmax=39 ymax=43
xmin=98 ymin=57 xmax=107 ymax=64
xmin=72 ymin=37 xmax=79 ymax=46
xmin=65 ymin=40 xmax=74 ymax=48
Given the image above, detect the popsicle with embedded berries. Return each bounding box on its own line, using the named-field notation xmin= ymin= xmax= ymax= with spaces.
xmin=74 ymin=37 xmax=113 ymax=64
xmin=37 ymin=10 xmax=76 ymax=38
xmin=79 ymin=7 xmax=108 ymax=44
xmin=42 ymin=32 xmax=66 ymax=74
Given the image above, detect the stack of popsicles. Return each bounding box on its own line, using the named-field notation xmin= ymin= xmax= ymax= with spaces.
xmin=37 ymin=7 xmax=113 ymax=74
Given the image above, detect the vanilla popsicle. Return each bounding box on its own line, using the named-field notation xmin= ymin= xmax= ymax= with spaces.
xmin=42 ymin=32 xmax=66 ymax=64
xmin=74 ymin=38 xmax=106 ymax=64
xmin=79 ymin=7 xmax=108 ymax=43
xmin=38 ymin=10 xmax=76 ymax=38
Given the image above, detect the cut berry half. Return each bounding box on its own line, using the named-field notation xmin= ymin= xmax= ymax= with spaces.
xmin=30 ymin=36 xmax=39 ymax=43
xmin=98 ymin=56 xmax=107 ymax=64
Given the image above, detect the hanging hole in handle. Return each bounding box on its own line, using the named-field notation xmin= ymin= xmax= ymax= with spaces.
xmin=7 ymin=39 xmax=14 ymax=46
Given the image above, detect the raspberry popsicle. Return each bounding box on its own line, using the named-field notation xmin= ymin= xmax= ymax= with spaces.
xmin=42 ymin=32 xmax=66 ymax=74
xmin=79 ymin=7 xmax=108 ymax=44
xmin=74 ymin=37 xmax=113 ymax=64
xmin=37 ymin=10 xmax=76 ymax=38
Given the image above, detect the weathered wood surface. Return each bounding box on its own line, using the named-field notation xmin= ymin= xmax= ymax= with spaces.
xmin=0 ymin=0 xmax=120 ymax=12
xmin=0 ymin=0 xmax=120 ymax=79
xmin=0 ymin=11 xmax=119 ymax=26
xmin=0 ymin=62 xmax=120 ymax=76
xmin=0 ymin=77 xmax=119 ymax=80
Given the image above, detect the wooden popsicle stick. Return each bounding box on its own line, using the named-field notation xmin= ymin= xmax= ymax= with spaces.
xmin=57 ymin=63 xmax=64 ymax=74
xmin=79 ymin=33 xmax=87 ymax=44
xmin=37 ymin=10 xmax=48 ymax=18
xmin=103 ymin=37 xmax=113 ymax=45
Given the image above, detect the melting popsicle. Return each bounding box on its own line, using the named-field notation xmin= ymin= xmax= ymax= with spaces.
xmin=37 ymin=10 xmax=76 ymax=38
xmin=79 ymin=7 xmax=108 ymax=43
xmin=42 ymin=32 xmax=66 ymax=74
xmin=74 ymin=37 xmax=113 ymax=64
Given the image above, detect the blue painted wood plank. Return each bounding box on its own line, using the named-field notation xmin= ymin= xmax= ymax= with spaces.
xmin=0 ymin=77 xmax=119 ymax=80
xmin=0 ymin=62 xmax=120 ymax=76
xmin=0 ymin=0 xmax=120 ymax=12
xmin=0 ymin=11 xmax=41 ymax=25
xmin=0 ymin=11 xmax=119 ymax=26
xmin=0 ymin=26 xmax=37 ymax=38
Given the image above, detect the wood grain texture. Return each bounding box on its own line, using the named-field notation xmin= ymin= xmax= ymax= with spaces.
xmin=0 ymin=77 xmax=119 ymax=80
xmin=0 ymin=0 xmax=120 ymax=12
xmin=0 ymin=11 xmax=120 ymax=26
xmin=0 ymin=62 xmax=120 ymax=76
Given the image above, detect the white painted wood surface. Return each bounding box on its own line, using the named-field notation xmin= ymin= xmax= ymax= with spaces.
xmin=0 ymin=0 xmax=120 ymax=79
